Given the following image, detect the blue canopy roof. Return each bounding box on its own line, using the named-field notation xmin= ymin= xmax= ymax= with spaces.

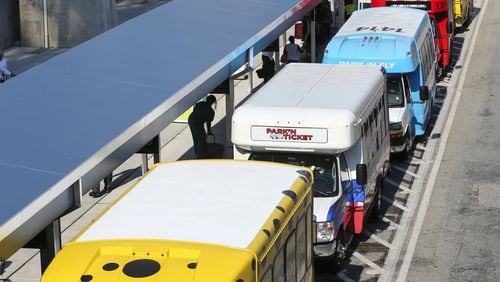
xmin=0 ymin=0 xmax=321 ymax=260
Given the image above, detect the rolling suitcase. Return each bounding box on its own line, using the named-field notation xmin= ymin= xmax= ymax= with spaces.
xmin=294 ymin=22 xmax=303 ymax=40
xmin=204 ymin=135 xmax=225 ymax=159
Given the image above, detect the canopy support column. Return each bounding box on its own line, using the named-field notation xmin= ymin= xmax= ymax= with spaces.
xmin=138 ymin=135 xmax=161 ymax=175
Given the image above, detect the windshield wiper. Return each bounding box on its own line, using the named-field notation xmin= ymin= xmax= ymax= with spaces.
xmin=314 ymin=190 xmax=329 ymax=196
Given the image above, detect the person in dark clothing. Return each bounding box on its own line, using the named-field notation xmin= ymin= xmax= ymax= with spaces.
xmin=188 ymin=95 xmax=216 ymax=159
xmin=261 ymin=52 xmax=275 ymax=82
xmin=284 ymin=35 xmax=303 ymax=63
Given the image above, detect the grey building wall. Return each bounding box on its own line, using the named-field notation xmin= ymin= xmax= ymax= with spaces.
xmin=0 ymin=1 xmax=21 ymax=49
xmin=19 ymin=0 xmax=44 ymax=47
xmin=20 ymin=0 xmax=117 ymax=48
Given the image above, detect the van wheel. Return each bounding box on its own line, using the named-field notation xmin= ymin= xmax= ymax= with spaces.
xmin=450 ymin=36 xmax=454 ymax=57
xmin=370 ymin=180 xmax=383 ymax=221
xmin=332 ymin=228 xmax=348 ymax=267
xmin=436 ymin=65 xmax=443 ymax=81
xmin=317 ymin=229 xmax=347 ymax=273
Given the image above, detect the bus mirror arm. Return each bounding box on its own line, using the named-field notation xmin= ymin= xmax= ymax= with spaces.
xmin=420 ymin=86 xmax=429 ymax=101
xmin=356 ymin=164 xmax=367 ymax=185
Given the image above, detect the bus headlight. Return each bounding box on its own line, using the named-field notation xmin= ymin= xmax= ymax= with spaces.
xmin=316 ymin=221 xmax=335 ymax=243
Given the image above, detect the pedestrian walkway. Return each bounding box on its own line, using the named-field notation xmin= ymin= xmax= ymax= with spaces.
xmin=0 ymin=1 xmax=296 ymax=280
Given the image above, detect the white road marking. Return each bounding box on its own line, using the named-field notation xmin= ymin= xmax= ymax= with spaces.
xmin=351 ymin=251 xmax=384 ymax=275
xmin=379 ymin=3 xmax=485 ymax=277
xmin=396 ymin=0 xmax=489 ymax=281
xmin=405 ymin=159 xmax=434 ymax=166
xmin=391 ymin=165 xmax=420 ymax=178
xmin=363 ymin=230 xmax=394 ymax=249
xmin=382 ymin=195 xmax=410 ymax=211
xmin=380 ymin=216 xmax=401 ymax=229
xmin=385 ymin=178 xmax=412 ymax=193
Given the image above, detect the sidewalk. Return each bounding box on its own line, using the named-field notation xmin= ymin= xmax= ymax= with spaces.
xmin=0 ymin=1 xmax=279 ymax=281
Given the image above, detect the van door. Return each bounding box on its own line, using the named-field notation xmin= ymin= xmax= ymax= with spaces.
xmin=402 ymin=74 xmax=414 ymax=139
xmin=338 ymin=153 xmax=352 ymax=231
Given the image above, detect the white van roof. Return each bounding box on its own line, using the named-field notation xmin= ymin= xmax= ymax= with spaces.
xmin=76 ymin=160 xmax=307 ymax=249
xmin=232 ymin=63 xmax=385 ymax=153
xmin=336 ymin=7 xmax=427 ymax=38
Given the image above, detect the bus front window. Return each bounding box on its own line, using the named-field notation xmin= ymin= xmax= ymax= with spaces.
xmin=311 ymin=165 xmax=337 ymax=197
xmin=249 ymin=152 xmax=338 ymax=197
xmin=387 ymin=76 xmax=405 ymax=108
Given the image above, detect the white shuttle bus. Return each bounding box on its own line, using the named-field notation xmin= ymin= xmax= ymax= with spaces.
xmin=232 ymin=63 xmax=390 ymax=265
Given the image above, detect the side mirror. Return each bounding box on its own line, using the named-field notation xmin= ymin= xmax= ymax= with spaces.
xmin=356 ymin=164 xmax=367 ymax=185
xmin=420 ymin=86 xmax=429 ymax=101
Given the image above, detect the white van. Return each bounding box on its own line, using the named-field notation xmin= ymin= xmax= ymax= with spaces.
xmin=232 ymin=63 xmax=390 ymax=264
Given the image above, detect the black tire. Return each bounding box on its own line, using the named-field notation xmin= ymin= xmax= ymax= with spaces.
xmin=317 ymin=228 xmax=347 ymax=273
xmin=370 ymin=178 xmax=383 ymax=221
xmin=436 ymin=65 xmax=443 ymax=82
xmin=331 ymin=228 xmax=347 ymax=269
xmin=448 ymin=36 xmax=454 ymax=69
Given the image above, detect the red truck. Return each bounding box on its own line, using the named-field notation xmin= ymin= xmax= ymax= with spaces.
xmin=370 ymin=0 xmax=454 ymax=77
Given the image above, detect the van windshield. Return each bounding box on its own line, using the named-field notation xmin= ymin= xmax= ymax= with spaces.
xmin=387 ymin=76 xmax=405 ymax=108
xmin=249 ymin=153 xmax=338 ymax=198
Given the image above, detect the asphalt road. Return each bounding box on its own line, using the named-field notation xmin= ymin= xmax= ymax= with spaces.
xmin=405 ymin=0 xmax=500 ymax=281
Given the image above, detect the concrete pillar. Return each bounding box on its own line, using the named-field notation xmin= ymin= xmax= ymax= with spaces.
xmin=19 ymin=0 xmax=44 ymax=47
xmin=0 ymin=1 xmax=21 ymax=49
xmin=19 ymin=0 xmax=117 ymax=48
xmin=337 ymin=0 xmax=346 ymax=27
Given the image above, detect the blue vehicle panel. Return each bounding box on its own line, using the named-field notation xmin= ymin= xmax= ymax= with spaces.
xmin=323 ymin=35 xmax=419 ymax=74
xmin=323 ymin=7 xmax=435 ymax=137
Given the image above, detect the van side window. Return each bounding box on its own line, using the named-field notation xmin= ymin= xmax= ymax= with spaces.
xmin=387 ymin=76 xmax=405 ymax=107
xmin=296 ymin=213 xmax=307 ymax=281
xmin=339 ymin=153 xmax=350 ymax=190
xmin=261 ymin=267 xmax=272 ymax=282
xmin=375 ymin=104 xmax=380 ymax=150
xmin=430 ymin=19 xmax=437 ymax=38
xmin=285 ymin=231 xmax=297 ymax=282
xmin=382 ymin=98 xmax=388 ymax=135
xmin=428 ymin=32 xmax=436 ymax=59
xmin=273 ymin=246 xmax=286 ymax=282
xmin=402 ymin=75 xmax=411 ymax=102
xmin=420 ymin=33 xmax=435 ymax=85
xmin=306 ymin=205 xmax=313 ymax=268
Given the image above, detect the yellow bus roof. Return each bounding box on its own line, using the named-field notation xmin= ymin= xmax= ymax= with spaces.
xmin=41 ymin=239 xmax=256 ymax=281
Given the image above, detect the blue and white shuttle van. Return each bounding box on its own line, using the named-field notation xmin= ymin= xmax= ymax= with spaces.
xmin=232 ymin=64 xmax=390 ymax=265
xmin=323 ymin=7 xmax=437 ymax=158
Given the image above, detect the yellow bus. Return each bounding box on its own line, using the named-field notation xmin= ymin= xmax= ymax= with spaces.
xmin=41 ymin=160 xmax=314 ymax=282
xmin=454 ymin=0 xmax=473 ymax=29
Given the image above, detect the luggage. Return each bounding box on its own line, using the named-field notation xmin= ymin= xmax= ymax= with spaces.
xmin=204 ymin=135 xmax=225 ymax=158
xmin=294 ymin=22 xmax=303 ymax=40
